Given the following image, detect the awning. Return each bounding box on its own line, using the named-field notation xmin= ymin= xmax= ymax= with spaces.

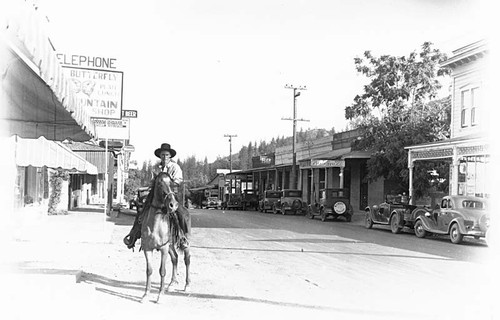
xmin=309 ymin=147 xmax=352 ymax=160
xmin=12 ymin=135 xmax=98 ymax=174
xmin=341 ymin=150 xmax=373 ymax=159
xmin=1 ymin=1 xmax=95 ymax=141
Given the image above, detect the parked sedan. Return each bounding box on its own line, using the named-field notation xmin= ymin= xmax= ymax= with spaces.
xmin=413 ymin=195 xmax=489 ymax=244
xmin=273 ymin=189 xmax=305 ymax=215
xmin=258 ymin=190 xmax=281 ymax=213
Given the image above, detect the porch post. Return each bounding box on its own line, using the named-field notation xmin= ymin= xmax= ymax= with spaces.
xmin=339 ymin=167 xmax=345 ymax=189
xmin=408 ymin=149 xmax=414 ymax=205
xmin=451 ymin=147 xmax=459 ymax=196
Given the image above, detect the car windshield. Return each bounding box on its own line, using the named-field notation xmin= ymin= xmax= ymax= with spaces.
xmin=462 ymin=200 xmax=485 ymax=209
xmin=266 ymin=191 xmax=281 ymax=198
xmin=284 ymin=190 xmax=302 ymax=197
xmin=329 ymin=190 xmax=345 ymax=197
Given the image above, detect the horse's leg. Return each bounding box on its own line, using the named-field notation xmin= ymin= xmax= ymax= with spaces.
xmin=183 ymin=246 xmax=191 ymax=292
xmin=156 ymin=247 xmax=169 ymax=303
xmin=141 ymin=249 xmax=153 ymax=303
xmin=167 ymin=244 xmax=179 ymax=292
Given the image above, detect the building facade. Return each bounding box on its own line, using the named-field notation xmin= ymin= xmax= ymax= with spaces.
xmin=1 ymin=1 xmax=101 ymax=213
xmin=406 ymin=40 xmax=489 ymax=202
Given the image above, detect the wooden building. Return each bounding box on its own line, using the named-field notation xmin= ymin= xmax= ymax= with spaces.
xmin=406 ymin=40 xmax=489 ymax=202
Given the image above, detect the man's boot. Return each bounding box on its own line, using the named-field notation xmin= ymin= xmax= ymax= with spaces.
xmin=123 ymin=212 xmax=142 ymax=249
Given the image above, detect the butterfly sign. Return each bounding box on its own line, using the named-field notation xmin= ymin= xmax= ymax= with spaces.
xmin=71 ymin=79 xmax=96 ymax=96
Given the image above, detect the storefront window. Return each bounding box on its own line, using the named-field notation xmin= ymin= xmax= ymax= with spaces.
xmin=458 ymin=155 xmax=489 ymax=197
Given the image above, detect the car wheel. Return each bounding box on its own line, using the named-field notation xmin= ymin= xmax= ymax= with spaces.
xmin=364 ymin=211 xmax=373 ymax=229
xmin=390 ymin=214 xmax=403 ymax=234
xmin=450 ymin=223 xmax=463 ymax=244
xmin=414 ymin=220 xmax=428 ymax=238
xmin=272 ymin=204 xmax=278 ymax=214
xmin=320 ymin=208 xmax=326 ymax=222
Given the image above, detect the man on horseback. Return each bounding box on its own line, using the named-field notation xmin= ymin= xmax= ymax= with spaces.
xmin=123 ymin=143 xmax=190 ymax=250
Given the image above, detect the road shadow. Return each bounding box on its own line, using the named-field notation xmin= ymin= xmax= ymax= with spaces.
xmin=191 ymin=245 xmax=455 ymax=262
xmin=78 ymin=271 xmax=424 ymax=318
xmin=14 ymin=264 xmax=82 ymax=277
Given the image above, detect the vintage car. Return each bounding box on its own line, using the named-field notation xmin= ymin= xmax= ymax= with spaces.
xmin=272 ymin=189 xmax=305 ymax=215
xmin=241 ymin=189 xmax=259 ymax=211
xmin=133 ymin=187 xmax=151 ymax=214
xmin=222 ymin=193 xmax=243 ymax=210
xmin=365 ymin=194 xmax=418 ymax=233
xmin=258 ymin=190 xmax=281 ymax=213
xmin=307 ymin=188 xmax=353 ymax=222
xmin=202 ymin=196 xmax=221 ymax=209
xmin=413 ymin=195 xmax=489 ymax=244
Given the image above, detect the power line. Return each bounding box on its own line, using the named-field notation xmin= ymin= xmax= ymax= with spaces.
xmin=224 ymin=134 xmax=237 ymax=173
xmin=282 ymin=84 xmax=309 ymax=188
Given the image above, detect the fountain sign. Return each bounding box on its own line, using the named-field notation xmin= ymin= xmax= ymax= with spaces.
xmin=58 ymin=54 xmax=123 ymax=120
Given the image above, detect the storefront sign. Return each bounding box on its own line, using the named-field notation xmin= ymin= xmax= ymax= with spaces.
xmin=58 ymin=54 xmax=123 ymax=120
xmin=252 ymin=155 xmax=275 ymax=168
xmin=57 ymin=54 xmax=117 ymax=70
xmin=93 ymin=119 xmax=129 ymax=140
xmin=310 ymin=159 xmax=345 ymax=168
xmin=122 ymin=110 xmax=138 ymax=118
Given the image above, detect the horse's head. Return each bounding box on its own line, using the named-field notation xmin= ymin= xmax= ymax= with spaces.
xmin=154 ymin=172 xmax=179 ymax=213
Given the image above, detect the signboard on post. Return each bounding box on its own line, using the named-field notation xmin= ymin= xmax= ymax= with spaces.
xmin=94 ymin=118 xmax=130 ymax=140
xmin=58 ymin=54 xmax=123 ymax=120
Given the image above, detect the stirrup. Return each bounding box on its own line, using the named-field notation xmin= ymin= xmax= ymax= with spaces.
xmin=123 ymin=235 xmax=136 ymax=249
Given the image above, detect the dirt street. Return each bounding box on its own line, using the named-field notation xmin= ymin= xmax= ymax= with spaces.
xmin=3 ymin=206 xmax=498 ymax=320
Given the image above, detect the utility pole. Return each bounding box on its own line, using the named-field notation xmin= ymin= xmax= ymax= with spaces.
xmin=283 ymin=84 xmax=308 ymax=189
xmin=224 ymin=134 xmax=237 ymax=173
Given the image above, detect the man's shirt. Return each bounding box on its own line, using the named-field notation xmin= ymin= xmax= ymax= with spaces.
xmin=156 ymin=161 xmax=183 ymax=186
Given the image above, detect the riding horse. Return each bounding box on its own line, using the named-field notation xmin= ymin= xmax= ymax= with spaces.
xmin=140 ymin=172 xmax=191 ymax=303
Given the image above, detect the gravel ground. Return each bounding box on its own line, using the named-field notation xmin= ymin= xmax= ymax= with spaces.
xmin=3 ymin=205 xmax=498 ymax=320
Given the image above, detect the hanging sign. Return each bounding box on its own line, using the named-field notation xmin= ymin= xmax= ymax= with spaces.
xmin=58 ymin=54 xmax=123 ymax=120
xmin=93 ymin=119 xmax=129 ymax=140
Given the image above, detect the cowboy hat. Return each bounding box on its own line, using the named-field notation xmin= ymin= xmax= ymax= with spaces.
xmin=154 ymin=143 xmax=177 ymax=158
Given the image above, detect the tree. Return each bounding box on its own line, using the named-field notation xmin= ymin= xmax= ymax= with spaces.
xmin=345 ymin=42 xmax=451 ymax=197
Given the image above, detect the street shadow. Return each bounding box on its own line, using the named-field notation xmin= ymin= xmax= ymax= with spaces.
xmin=78 ymin=271 xmax=146 ymax=302
xmin=83 ymin=273 xmax=427 ymax=318
xmin=102 ymin=212 xmax=135 ymax=226
xmin=191 ymin=245 xmax=455 ymax=262
xmin=14 ymin=264 xmax=82 ymax=277
xmin=69 ymin=206 xmax=106 ymax=213
xmin=256 ymin=238 xmax=362 ymax=244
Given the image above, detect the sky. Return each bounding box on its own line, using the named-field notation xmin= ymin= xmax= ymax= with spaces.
xmin=35 ymin=0 xmax=490 ymax=165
